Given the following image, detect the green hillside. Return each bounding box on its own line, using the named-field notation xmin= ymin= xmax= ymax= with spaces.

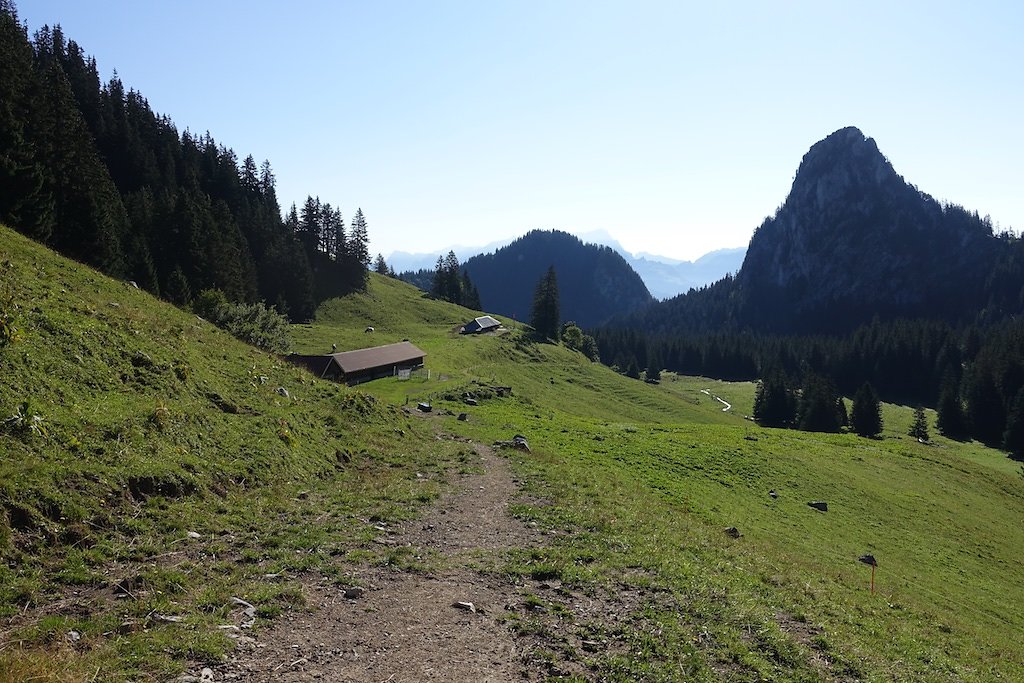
xmin=0 ymin=226 xmax=465 ymax=680
xmin=3 ymin=225 xmax=1023 ymax=681
xmin=296 ymin=273 xmax=1024 ymax=681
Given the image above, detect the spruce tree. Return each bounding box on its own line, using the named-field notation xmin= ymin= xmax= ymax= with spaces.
xmin=798 ymin=374 xmax=842 ymax=433
xmin=851 ymin=382 xmax=883 ymax=437
xmin=373 ymin=253 xmax=388 ymax=274
xmin=937 ymin=380 xmax=967 ymax=439
xmin=1002 ymin=389 xmax=1024 ymax=456
xmin=349 ymin=208 xmax=370 ymax=268
xmin=909 ymin=406 xmax=929 ymax=441
xmin=431 ymin=256 xmax=445 ymax=299
xmin=461 ymin=270 xmax=481 ymax=309
xmin=298 ymin=195 xmax=321 ymax=255
xmin=753 ymin=368 xmax=795 ymax=428
xmin=0 ymin=5 xmax=55 ymax=240
xmin=965 ymin=369 xmax=1006 ymax=445
xmin=530 ymin=266 xmax=560 ymax=341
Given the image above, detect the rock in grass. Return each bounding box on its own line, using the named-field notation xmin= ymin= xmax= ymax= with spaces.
xmin=724 ymin=526 xmax=742 ymax=538
xmin=453 ymin=601 xmax=476 ymax=613
xmin=807 ymin=501 xmax=828 ymax=512
xmin=343 ymin=586 xmax=365 ymax=600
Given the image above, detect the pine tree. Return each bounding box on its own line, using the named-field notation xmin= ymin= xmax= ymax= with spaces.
xmin=442 ymin=251 xmax=461 ymax=303
xmin=798 ymin=374 xmax=842 ymax=432
xmin=331 ymin=207 xmax=346 ymax=260
xmin=0 ymin=5 xmax=55 ymax=239
xmin=461 ymin=270 xmax=481 ymax=310
xmin=373 ymin=253 xmax=388 ymax=274
xmin=851 ymin=382 xmax=883 ymax=437
xmin=1002 ymin=388 xmax=1024 ymax=456
xmin=753 ymin=368 xmax=795 ymax=427
xmin=298 ymin=195 xmax=321 ymax=256
xmin=937 ymin=379 xmax=967 ymax=439
xmin=964 ymin=369 xmax=1005 ymax=445
xmin=909 ymin=406 xmax=929 ymax=441
xmin=349 ymin=208 xmax=370 ymax=268
xmin=530 ymin=266 xmax=560 ymax=341
xmin=431 ymin=256 xmax=445 ymax=299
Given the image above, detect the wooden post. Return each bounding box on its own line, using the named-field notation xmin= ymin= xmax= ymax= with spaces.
xmin=859 ymin=554 xmax=878 ymax=594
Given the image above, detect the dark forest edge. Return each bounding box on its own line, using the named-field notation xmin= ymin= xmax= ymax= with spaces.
xmin=591 ymin=317 xmax=1024 ymax=456
xmin=0 ymin=2 xmax=369 ymax=322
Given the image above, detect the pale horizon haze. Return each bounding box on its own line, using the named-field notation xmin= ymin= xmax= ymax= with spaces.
xmin=16 ymin=1 xmax=1024 ymax=262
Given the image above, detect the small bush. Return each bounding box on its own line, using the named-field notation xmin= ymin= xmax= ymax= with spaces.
xmin=193 ymin=289 xmax=290 ymax=353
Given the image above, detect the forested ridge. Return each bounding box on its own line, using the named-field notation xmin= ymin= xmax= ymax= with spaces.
xmin=458 ymin=229 xmax=653 ymax=328
xmin=0 ymin=2 xmax=368 ymax=320
xmin=593 ymin=128 xmax=1024 ymax=453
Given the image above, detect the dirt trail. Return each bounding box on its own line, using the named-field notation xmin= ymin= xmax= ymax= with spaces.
xmin=218 ymin=446 xmax=542 ymax=682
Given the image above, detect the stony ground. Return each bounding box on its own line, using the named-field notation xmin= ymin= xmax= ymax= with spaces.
xmin=209 ymin=444 xmax=547 ymax=682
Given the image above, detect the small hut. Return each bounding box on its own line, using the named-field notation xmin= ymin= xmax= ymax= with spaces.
xmin=288 ymin=341 xmax=425 ymax=385
xmin=460 ymin=315 xmax=501 ymax=334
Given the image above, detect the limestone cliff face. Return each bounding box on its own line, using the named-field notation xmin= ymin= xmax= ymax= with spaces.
xmin=736 ymin=127 xmax=997 ymax=331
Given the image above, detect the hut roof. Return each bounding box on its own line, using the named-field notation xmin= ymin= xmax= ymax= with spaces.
xmin=332 ymin=341 xmax=425 ymax=374
xmin=462 ymin=315 xmax=501 ymax=333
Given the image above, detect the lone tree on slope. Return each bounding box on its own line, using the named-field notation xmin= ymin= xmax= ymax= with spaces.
xmin=909 ymin=406 xmax=929 ymax=441
xmin=851 ymin=381 xmax=883 ymax=437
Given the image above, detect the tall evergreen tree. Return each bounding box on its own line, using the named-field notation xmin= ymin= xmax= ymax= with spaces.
xmin=1002 ymin=388 xmax=1024 ymax=456
xmin=798 ymin=374 xmax=842 ymax=433
xmin=298 ymin=195 xmax=321 ymax=255
xmin=461 ymin=270 xmax=481 ymax=309
xmin=373 ymin=253 xmax=388 ymax=275
xmin=936 ymin=379 xmax=967 ymax=439
xmin=530 ymin=266 xmax=560 ymax=341
xmin=964 ymin=369 xmax=1006 ymax=445
xmin=0 ymin=5 xmax=55 ymax=240
xmin=753 ymin=368 xmax=796 ymax=427
xmin=851 ymin=382 xmax=883 ymax=437
xmin=349 ymin=208 xmax=370 ymax=267
xmin=330 ymin=207 xmax=346 ymax=260
xmin=909 ymin=406 xmax=929 ymax=441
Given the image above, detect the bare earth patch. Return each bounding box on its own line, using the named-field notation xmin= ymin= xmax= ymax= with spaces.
xmin=216 ymin=445 xmax=544 ymax=682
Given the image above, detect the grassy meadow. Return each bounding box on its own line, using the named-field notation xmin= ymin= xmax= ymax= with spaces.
xmin=301 ymin=272 xmax=1024 ymax=681
xmin=2 ymin=223 xmax=1023 ymax=681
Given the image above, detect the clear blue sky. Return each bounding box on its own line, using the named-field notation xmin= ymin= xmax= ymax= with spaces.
xmin=17 ymin=1 xmax=1024 ymax=261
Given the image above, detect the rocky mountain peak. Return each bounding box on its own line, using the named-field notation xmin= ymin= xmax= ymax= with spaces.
xmin=734 ymin=127 xmax=998 ymax=332
xmin=787 ymin=126 xmax=900 ymax=213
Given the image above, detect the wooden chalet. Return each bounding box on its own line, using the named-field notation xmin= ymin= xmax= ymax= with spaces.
xmin=460 ymin=315 xmax=501 ymax=334
xmin=288 ymin=341 xmax=425 ymax=385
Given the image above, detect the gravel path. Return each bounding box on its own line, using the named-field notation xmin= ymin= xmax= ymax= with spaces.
xmin=217 ymin=446 xmax=542 ymax=682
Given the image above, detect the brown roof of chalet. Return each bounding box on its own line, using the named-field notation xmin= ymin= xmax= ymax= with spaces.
xmin=331 ymin=341 xmax=425 ymax=374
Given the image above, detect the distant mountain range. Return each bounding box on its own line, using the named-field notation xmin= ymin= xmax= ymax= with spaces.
xmin=576 ymin=231 xmax=745 ymax=300
xmin=388 ymin=235 xmax=745 ymax=301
